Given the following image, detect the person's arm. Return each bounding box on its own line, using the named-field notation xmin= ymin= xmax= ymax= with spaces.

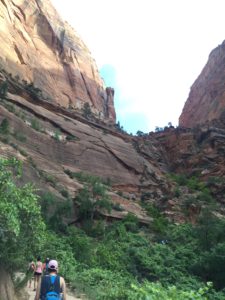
xmin=60 ymin=277 xmax=67 ymax=300
xmin=34 ymin=279 xmax=41 ymax=300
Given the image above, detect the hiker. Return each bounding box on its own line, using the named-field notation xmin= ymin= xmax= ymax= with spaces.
xmin=43 ymin=257 xmax=50 ymax=275
xmin=27 ymin=259 xmax=35 ymax=288
xmin=34 ymin=256 xmax=43 ymax=291
xmin=34 ymin=259 xmax=67 ymax=300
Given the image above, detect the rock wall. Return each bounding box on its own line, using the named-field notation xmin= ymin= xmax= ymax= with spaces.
xmin=0 ymin=267 xmax=18 ymax=300
xmin=0 ymin=0 xmax=116 ymax=121
xmin=179 ymin=41 xmax=225 ymax=128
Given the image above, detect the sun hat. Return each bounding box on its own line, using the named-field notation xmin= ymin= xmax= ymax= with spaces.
xmin=48 ymin=259 xmax=58 ymax=270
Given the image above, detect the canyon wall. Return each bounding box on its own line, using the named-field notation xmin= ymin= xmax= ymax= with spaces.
xmin=179 ymin=41 xmax=225 ymax=128
xmin=0 ymin=0 xmax=115 ymax=121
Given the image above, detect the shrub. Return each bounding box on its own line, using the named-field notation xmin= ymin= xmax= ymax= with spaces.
xmin=53 ymin=129 xmax=61 ymax=141
xmin=60 ymin=188 xmax=69 ymax=198
xmin=0 ymin=81 xmax=8 ymax=97
xmin=130 ymin=281 xmax=211 ymax=300
xmin=66 ymin=134 xmax=78 ymax=141
xmin=0 ymin=118 xmax=10 ymax=134
xmin=13 ymin=131 xmax=27 ymax=142
xmin=31 ymin=118 xmax=42 ymax=131
xmin=82 ymin=102 xmax=92 ymax=119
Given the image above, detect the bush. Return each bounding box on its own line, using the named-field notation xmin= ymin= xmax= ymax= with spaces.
xmin=73 ymin=268 xmax=135 ymax=300
xmin=31 ymin=118 xmax=42 ymax=131
xmin=0 ymin=118 xmax=9 ymax=134
xmin=130 ymin=281 xmax=211 ymax=300
xmin=13 ymin=131 xmax=27 ymax=142
xmin=82 ymin=102 xmax=92 ymax=119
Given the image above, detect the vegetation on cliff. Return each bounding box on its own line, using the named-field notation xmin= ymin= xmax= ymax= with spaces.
xmin=1 ymin=158 xmax=225 ymax=299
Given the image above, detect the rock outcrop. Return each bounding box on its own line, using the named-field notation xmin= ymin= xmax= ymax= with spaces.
xmin=0 ymin=0 xmax=115 ymax=121
xmin=0 ymin=267 xmax=18 ymax=300
xmin=1 ymin=0 xmax=225 ymax=226
xmin=179 ymin=41 xmax=225 ymax=128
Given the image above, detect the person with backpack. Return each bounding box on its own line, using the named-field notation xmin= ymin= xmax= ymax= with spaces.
xmin=34 ymin=256 xmax=43 ymax=291
xmin=34 ymin=259 xmax=67 ymax=300
xmin=43 ymin=257 xmax=50 ymax=275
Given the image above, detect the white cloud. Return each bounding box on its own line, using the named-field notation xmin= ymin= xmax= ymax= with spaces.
xmin=52 ymin=0 xmax=225 ymax=132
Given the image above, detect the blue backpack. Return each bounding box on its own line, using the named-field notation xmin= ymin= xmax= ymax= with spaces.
xmin=40 ymin=275 xmax=61 ymax=300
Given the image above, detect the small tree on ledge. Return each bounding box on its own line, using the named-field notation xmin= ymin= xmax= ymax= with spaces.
xmin=82 ymin=102 xmax=92 ymax=119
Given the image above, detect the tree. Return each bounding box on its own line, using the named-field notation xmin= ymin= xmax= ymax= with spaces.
xmin=0 ymin=157 xmax=45 ymax=271
xmin=75 ymin=178 xmax=112 ymax=222
xmin=136 ymin=130 xmax=145 ymax=137
xmin=155 ymin=126 xmax=164 ymax=132
xmin=82 ymin=102 xmax=92 ymax=119
xmin=0 ymin=81 xmax=8 ymax=98
xmin=0 ymin=118 xmax=9 ymax=134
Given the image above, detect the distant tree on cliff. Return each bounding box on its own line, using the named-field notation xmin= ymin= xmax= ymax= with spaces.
xmin=75 ymin=176 xmax=111 ymax=222
xmin=115 ymin=121 xmax=128 ymax=134
xmin=0 ymin=118 xmax=9 ymax=134
xmin=82 ymin=102 xmax=92 ymax=119
xmin=155 ymin=126 xmax=164 ymax=132
xmin=136 ymin=130 xmax=145 ymax=137
xmin=0 ymin=81 xmax=8 ymax=98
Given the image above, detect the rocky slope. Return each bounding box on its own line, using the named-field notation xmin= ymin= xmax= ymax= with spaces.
xmin=179 ymin=41 xmax=225 ymax=128
xmin=1 ymin=0 xmax=225 ymax=226
xmin=0 ymin=0 xmax=115 ymax=121
xmin=0 ymin=82 xmax=169 ymax=223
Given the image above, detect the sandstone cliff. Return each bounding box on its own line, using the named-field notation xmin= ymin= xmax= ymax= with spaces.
xmin=179 ymin=41 xmax=225 ymax=128
xmin=1 ymin=0 xmax=225 ymax=226
xmin=0 ymin=0 xmax=115 ymax=121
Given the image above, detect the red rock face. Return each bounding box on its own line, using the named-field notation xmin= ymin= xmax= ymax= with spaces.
xmin=179 ymin=41 xmax=225 ymax=128
xmin=0 ymin=0 xmax=116 ymax=122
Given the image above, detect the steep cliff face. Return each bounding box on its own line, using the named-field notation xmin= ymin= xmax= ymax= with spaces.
xmin=0 ymin=0 xmax=115 ymax=121
xmin=179 ymin=41 xmax=225 ymax=128
xmin=1 ymin=0 xmax=225 ymax=226
xmin=0 ymin=85 xmax=169 ymax=223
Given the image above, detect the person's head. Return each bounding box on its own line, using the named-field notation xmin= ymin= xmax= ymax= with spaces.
xmin=48 ymin=259 xmax=58 ymax=273
xmin=37 ymin=256 xmax=41 ymax=261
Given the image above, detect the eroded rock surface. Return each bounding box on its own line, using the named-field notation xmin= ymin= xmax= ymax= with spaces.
xmin=179 ymin=41 xmax=225 ymax=128
xmin=0 ymin=0 xmax=115 ymax=121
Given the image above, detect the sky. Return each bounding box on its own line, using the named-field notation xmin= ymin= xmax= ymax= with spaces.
xmin=51 ymin=0 xmax=225 ymax=134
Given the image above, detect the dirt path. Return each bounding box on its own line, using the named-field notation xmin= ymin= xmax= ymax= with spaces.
xmin=25 ymin=284 xmax=83 ymax=300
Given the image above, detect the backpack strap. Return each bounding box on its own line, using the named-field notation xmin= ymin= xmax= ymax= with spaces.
xmin=40 ymin=275 xmax=61 ymax=298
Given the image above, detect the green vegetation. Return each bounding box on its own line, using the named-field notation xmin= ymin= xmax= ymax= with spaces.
xmin=0 ymin=80 xmax=8 ymax=98
xmin=82 ymin=102 xmax=92 ymax=119
xmin=53 ymin=129 xmax=61 ymax=141
xmin=31 ymin=118 xmax=42 ymax=131
xmin=0 ymin=118 xmax=10 ymax=134
xmin=24 ymin=82 xmax=44 ymax=99
xmin=13 ymin=131 xmax=27 ymax=142
xmin=1 ymin=160 xmax=225 ymax=299
xmin=64 ymin=169 xmax=111 ymax=187
xmin=39 ymin=170 xmax=57 ymax=187
xmin=66 ymin=134 xmax=79 ymax=141
xmin=0 ymin=158 xmax=45 ymax=271
xmin=4 ymin=102 xmax=16 ymax=113
xmin=115 ymin=121 xmax=128 ymax=134
xmin=136 ymin=130 xmax=145 ymax=137
xmin=75 ymin=177 xmax=112 ymax=224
